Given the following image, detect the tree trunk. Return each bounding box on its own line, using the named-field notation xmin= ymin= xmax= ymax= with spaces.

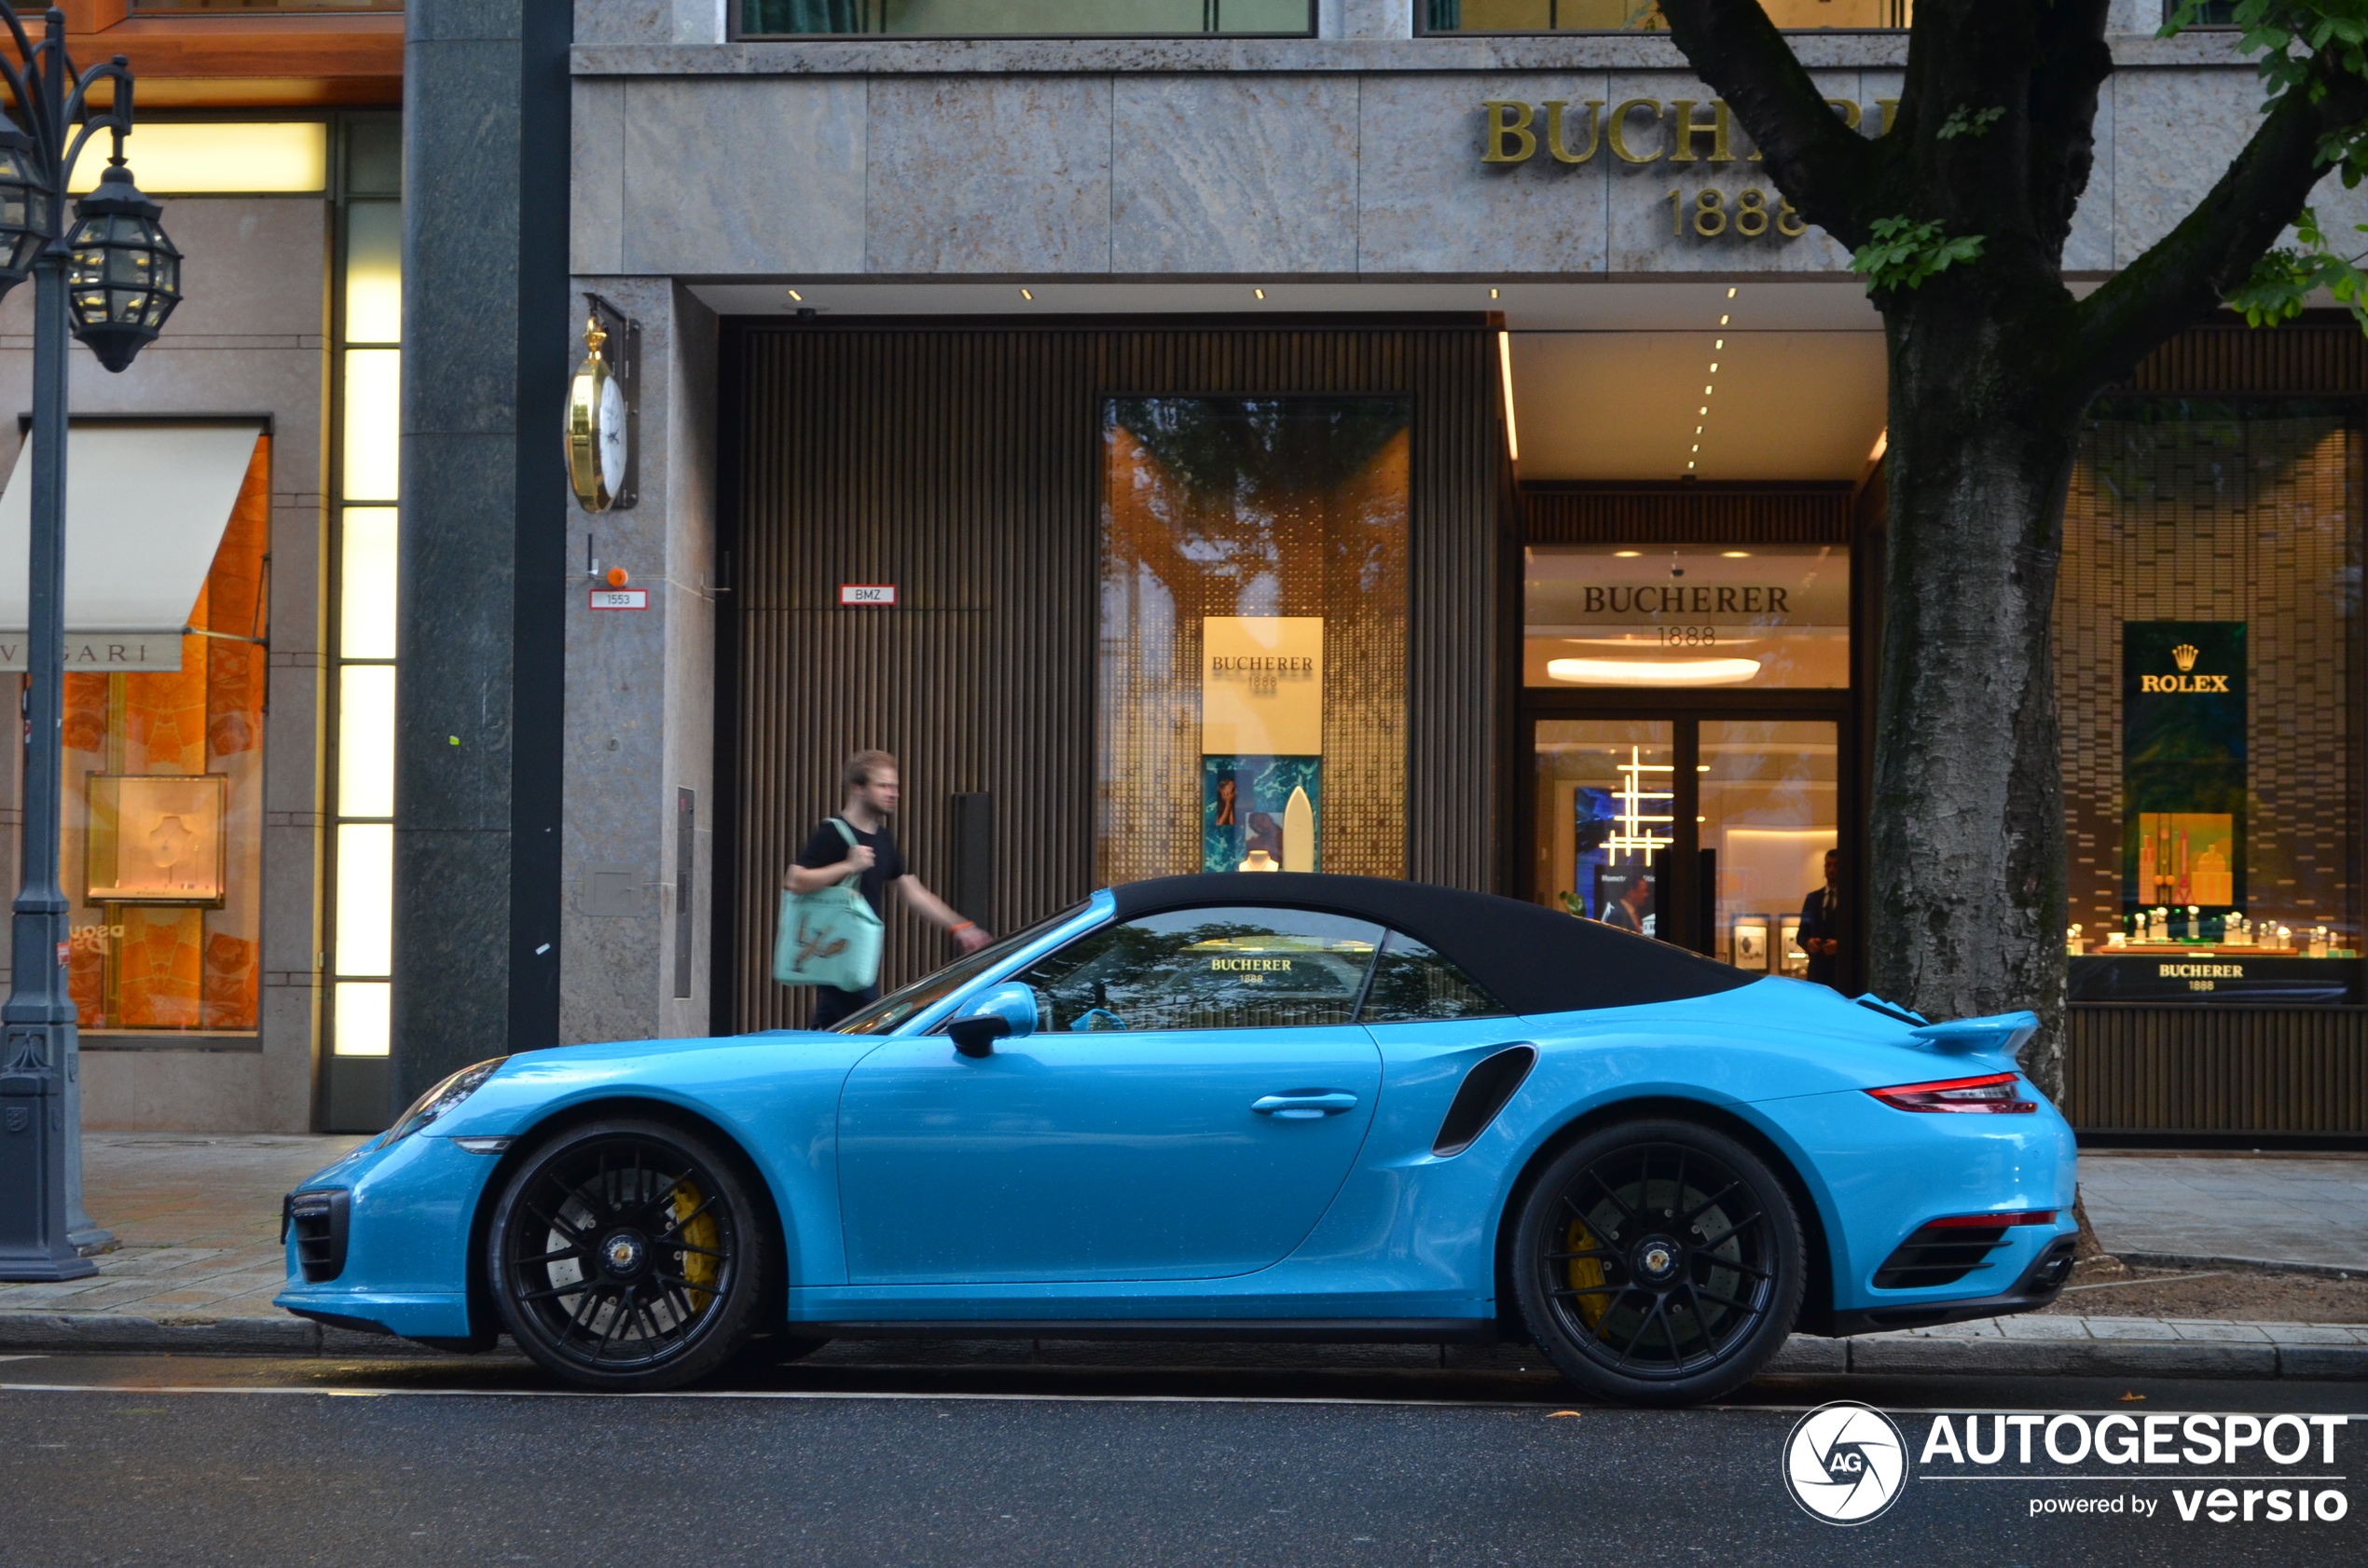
xmin=1869 ymin=293 xmax=2080 ymax=1100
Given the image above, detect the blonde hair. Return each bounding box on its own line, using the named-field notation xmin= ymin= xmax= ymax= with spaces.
xmin=842 ymin=749 xmax=898 ymax=792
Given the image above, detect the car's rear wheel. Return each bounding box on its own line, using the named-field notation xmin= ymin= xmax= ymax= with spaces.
xmin=1512 ymin=1119 xmax=1804 ymax=1407
xmin=489 ymin=1118 xmax=767 ymax=1391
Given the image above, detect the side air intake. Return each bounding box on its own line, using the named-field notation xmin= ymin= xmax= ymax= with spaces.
xmin=1431 ymin=1045 xmax=1537 ymax=1157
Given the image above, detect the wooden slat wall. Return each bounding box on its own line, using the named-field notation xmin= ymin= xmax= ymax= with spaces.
xmin=2066 ymin=1007 xmax=2368 ymax=1133
xmin=2116 ymin=321 xmax=2368 ymax=395
xmin=721 ymin=323 xmax=1503 ymax=1033
xmin=1521 ymin=485 xmax=1854 ymax=544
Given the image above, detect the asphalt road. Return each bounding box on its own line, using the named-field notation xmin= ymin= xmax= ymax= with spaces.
xmin=3 ymin=1354 xmax=2361 ymax=1568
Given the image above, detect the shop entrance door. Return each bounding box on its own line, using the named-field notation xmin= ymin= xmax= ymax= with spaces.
xmin=1529 ymin=714 xmax=1846 ymax=980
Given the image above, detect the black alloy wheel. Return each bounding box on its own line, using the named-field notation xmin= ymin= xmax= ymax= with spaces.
xmin=1512 ymin=1119 xmax=1804 ymax=1407
xmin=489 ymin=1118 xmax=769 ymax=1392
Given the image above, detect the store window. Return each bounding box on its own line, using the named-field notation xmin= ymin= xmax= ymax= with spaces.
xmin=54 ymin=439 xmax=270 ymax=1036
xmin=1524 ymin=543 xmax=1849 ymax=688
xmin=1099 ymin=397 xmax=1411 ymax=885
xmin=1421 ymin=1 xmax=1907 ymax=33
xmin=2059 ymin=402 xmax=2361 ymax=1004
xmin=739 ymin=1 xmax=1314 ymax=36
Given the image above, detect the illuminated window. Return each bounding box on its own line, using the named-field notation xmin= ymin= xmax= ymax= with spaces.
xmin=1419 ymin=1 xmax=1908 ymax=31
xmin=740 ymin=1 xmax=1313 ymax=35
xmin=65 ymin=122 xmax=329 ymax=195
xmin=329 ymin=118 xmax=401 ymax=1056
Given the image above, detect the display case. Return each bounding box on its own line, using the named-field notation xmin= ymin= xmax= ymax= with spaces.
xmin=84 ymin=774 xmax=229 ymax=906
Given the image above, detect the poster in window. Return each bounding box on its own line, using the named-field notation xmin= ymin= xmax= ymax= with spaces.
xmin=85 ymin=774 xmax=229 ymax=907
xmin=2121 ymin=621 xmax=2245 ymax=917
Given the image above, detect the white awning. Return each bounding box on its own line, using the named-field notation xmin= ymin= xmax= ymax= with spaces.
xmin=0 ymin=421 xmax=264 ymax=671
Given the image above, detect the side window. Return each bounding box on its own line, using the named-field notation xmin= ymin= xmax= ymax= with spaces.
xmin=1358 ymin=930 xmax=1509 ymax=1024
xmin=1012 ymin=906 xmax=1385 ymax=1033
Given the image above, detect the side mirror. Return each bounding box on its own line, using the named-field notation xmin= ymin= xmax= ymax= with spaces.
xmin=948 ymin=1014 xmax=1009 ymax=1059
xmin=947 ymin=981 xmax=1039 ymax=1058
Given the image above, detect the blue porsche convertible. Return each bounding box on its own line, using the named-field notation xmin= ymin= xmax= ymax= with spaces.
xmin=277 ymin=873 xmax=2079 ymax=1405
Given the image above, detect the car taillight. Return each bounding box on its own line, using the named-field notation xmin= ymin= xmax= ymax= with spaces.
xmin=1865 ymin=1072 xmax=2037 ymax=1113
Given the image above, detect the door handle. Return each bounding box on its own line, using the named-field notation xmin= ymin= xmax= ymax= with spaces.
xmin=1251 ymin=1091 xmax=1359 ymax=1120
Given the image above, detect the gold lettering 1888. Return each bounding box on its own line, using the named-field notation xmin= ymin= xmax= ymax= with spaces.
xmin=1668 ymin=186 xmax=1806 ymax=241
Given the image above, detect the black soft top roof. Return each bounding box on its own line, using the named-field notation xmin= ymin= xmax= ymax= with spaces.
xmin=1108 ymin=873 xmax=1754 ymax=1016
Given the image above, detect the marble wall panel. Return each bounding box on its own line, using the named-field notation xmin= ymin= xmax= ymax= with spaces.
xmin=574 ymin=78 xmax=626 ymax=276
xmin=2065 ymin=75 xmax=2117 ymax=273
xmin=1111 ymin=76 xmax=1359 ymax=275
xmin=83 ymin=1051 xmax=268 ymax=1131
xmin=622 ymin=77 xmax=867 ymax=276
xmin=866 ymin=76 xmax=1113 ymax=275
xmin=560 ymin=277 xmax=722 ymax=1046
xmin=577 ymin=0 xmax=721 ymax=43
xmin=1356 ymin=72 xmax=1611 ymax=276
xmin=2113 ymin=67 xmax=2261 ymax=265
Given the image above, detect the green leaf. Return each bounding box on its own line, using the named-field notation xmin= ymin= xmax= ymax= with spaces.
xmin=1936 ymin=104 xmax=2006 ymax=141
xmin=2225 ymin=206 xmax=2368 ymax=332
xmin=1850 ymin=215 xmax=1988 ymax=295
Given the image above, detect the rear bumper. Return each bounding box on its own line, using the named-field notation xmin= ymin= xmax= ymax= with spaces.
xmin=1816 ymin=1232 xmax=2080 ymax=1337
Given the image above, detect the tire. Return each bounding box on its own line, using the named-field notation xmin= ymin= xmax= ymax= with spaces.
xmin=1512 ymin=1118 xmax=1805 ymax=1407
xmin=489 ymin=1118 xmax=769 ymax=1392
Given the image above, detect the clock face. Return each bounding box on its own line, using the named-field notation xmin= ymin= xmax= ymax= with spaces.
xmin=597 ymin=378 xmax=627 ymax=494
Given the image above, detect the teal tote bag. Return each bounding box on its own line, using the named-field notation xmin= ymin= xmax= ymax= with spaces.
xmin=771 ymin=818 xmax=885 ymax=991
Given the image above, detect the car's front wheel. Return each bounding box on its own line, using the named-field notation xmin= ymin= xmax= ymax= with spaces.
xmin=1512 ymin=1118 xmax=1804 ymax=1407
xmin=489 ymin=1118 xmax=768 ymax=1392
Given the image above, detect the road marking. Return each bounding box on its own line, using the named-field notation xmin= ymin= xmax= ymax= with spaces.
xmin=3 ymin=1382 xmax=2362 ymax=1419
xmin=0 ymin=1355 xmax=45 ymax=1364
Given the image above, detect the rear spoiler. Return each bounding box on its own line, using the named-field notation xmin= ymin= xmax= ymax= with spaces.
xmin=1907 ymin=1011 xmax=2040 ymax=1063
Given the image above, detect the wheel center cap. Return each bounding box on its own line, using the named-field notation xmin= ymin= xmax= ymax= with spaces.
xmin=601 ymin=1231 xmax=647 ymax=1275
xmin=1632 ymin=1235 xmax=1683 ymax=1284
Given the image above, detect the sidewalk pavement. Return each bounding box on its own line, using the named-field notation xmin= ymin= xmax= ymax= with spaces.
xmin=2076 ymin=1150 xmax=2368 ymax=1275
xmin=1 ymin=1133 xmax=2362 ymax=1379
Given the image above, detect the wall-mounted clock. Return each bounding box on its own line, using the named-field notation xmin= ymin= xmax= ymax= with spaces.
xmin=567 ymin=311 xmax=631 ymax=512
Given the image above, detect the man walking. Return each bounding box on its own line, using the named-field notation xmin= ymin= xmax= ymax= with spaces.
xmin=786 ymin=749 xmax=992 ymax=1028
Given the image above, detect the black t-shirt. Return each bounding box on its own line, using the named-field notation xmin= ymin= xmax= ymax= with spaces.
xmin=795 ymin=818 xmax=904 ymax=918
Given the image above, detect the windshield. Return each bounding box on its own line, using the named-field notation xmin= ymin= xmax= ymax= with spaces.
xmin=826 ymin=904 xmax=1092 ymax=1036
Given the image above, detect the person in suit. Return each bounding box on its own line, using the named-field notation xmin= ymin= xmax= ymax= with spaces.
xmin=1602 ymin=873 xmax=1653 ymax=935
xmin=1799 ymin=848 xmax=1844 ymax=990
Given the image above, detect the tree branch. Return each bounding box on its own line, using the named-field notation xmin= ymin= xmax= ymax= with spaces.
xmin=2072 ymin=55 xmax=2368 ymax=391
xmin=2023 ymin=0 xmax=2114 ymax=264
xmin=1656 ymin=0 xmax=1881 ymax=248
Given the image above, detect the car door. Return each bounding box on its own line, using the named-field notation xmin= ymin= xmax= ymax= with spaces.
xmin=836 ymin=904 xmax=1386 ymax=1285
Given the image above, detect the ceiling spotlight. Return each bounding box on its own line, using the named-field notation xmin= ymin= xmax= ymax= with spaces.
xmin=1490 ymin=286 xmax=1500 ymax=299
xmin=1714 ymin=338 xmax=1724 ymax=349
xmin=1719 ymin=314 xmax=1730 ymax=325
xmin=1020 ymin=287 xmax=1034 ymax=300
xmin=1699 ymin=406 xmax=1708 ymax=415
xmin=786 ymin=287 xmax=803 ymax=302
xmin=1687 ymin=461 xmax=1698 ymax=469
xmin=1695 ymin=425 xmax=1703 ymax=434
xmin=1721 ymin=550 xmax=1752 ymax=558
xmin=1727 ymin=286 xmax=1738 ymax=298
xmin=1691 ymin=445 xmax=1700 ymax=452
xmin=1254 ymin=286 xmax=1267 ymax=299
xmin=1613 ymin=550 xmax=1643 ymax=557
xmin=1703 ymin=386 xmax=1714 ymax=395
xmin=1708 ymin=363 xmax=1718 ymax=372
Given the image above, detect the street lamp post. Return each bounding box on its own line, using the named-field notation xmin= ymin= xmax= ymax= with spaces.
xmin=0 ymin=10 xmax=181 ymax=1282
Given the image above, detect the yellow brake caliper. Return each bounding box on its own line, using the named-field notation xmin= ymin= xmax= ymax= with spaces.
xmin=672 ymin=1181 xmax=720 ymax=1314
xmin=1564 ymin=1215 xmax=1611 ymax=1332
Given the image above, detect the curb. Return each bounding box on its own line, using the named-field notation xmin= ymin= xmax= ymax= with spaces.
xmin=1 ymin=1311 xmax=2361 ymax=1379
xmin=0 ymin=1312 xmax=435 ymax=1358
xmin=2117 ymin=1250 xmax=2363 ymax=1280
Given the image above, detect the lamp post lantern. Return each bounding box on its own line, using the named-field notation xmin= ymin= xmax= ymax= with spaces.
xmin=0 ymin=9 xmax=179 ymax=1282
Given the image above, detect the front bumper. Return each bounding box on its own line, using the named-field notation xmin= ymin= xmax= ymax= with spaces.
xmin=271 ymin=1130 xmax=500 ymax=1343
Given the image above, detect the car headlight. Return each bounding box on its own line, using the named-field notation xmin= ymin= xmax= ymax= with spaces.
xmin=385 ymin=1057 xmax=510 ymax=1144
